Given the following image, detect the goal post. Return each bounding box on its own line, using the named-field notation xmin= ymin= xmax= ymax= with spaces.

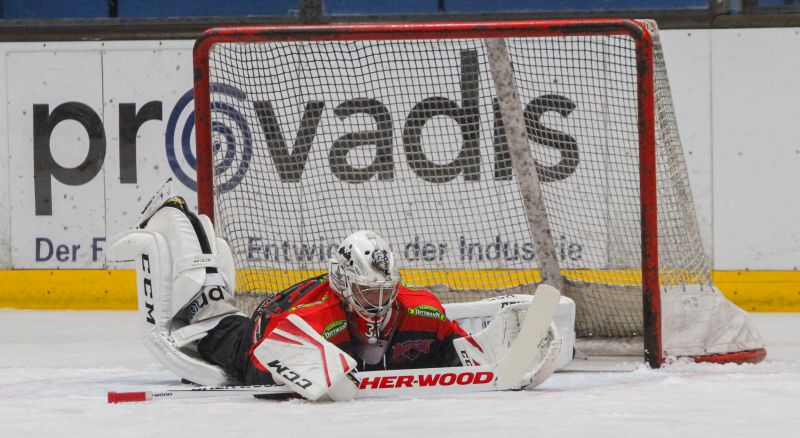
xmin=192 ymin=19 xmax=765 ymax=367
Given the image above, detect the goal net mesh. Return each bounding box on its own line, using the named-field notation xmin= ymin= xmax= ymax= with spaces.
xmin=200 ymin=21 xmax=710 ymax=338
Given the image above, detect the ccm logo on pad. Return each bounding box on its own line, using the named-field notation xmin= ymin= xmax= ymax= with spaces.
xmin=266 ymin=359 xmax=313 ymax=389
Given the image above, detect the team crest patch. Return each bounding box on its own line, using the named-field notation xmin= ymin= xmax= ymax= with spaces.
xmin=322 ymin=319 xmax=347 ymax=339
xmin=407 ymin=304 xmax=446 ymax=320
xmin=392 ymin=339 xmax=434 ymax=362
xmin=289 ymin=294 xmax=328 ymax=312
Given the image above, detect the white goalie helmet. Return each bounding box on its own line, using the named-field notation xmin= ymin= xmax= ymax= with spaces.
xmin=328 ymin=230 xmax=401 ymax=320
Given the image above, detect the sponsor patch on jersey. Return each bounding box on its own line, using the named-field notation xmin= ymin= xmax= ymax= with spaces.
xmin=392 ymin=339 xmax=434 ymax=362
xmin=322 ymin=319 xmax=347 ymax=339
xmin=407 ymin=304 xmax=446 ymax=320
xmin=289 ymin=294 xmax=328 ymax=312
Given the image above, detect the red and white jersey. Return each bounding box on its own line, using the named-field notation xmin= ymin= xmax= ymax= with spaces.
xmin=249 ymin=275 xmax=468 ymax=373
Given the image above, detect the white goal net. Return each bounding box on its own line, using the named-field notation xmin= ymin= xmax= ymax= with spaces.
xmin=193 ymin=19 xmax=764 ymax=365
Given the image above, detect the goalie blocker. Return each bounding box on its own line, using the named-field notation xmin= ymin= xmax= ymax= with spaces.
xmin=252 ymin=314 xmax=359 ymax=401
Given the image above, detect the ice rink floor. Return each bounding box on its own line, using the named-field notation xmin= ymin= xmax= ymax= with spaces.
xmin=1 ymin=310 xmax=798 ymax=438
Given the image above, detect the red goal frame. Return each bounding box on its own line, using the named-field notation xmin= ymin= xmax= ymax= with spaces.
xmin=191 ymin=19 xmax=765 ymax=368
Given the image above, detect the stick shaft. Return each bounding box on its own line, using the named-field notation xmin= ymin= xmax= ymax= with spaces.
xmin=108 ymin=365 xmax=500 ymax=403
xmin=108 ymin=385 xmax=291 ymax=403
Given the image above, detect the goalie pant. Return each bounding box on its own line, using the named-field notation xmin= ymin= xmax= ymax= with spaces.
xmin=197 ymin=275 xmax=469 ymax=385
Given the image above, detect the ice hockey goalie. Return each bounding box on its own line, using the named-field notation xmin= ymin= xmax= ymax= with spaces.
xmin=108 ymin=196 xmax=568 ymax=401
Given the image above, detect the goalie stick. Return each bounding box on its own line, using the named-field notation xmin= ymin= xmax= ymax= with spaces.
xmin=108 ymin=285 xmax=561 ymax=403
xmin=108 ymin=366 xmax=497 ymax=403
xmin=135 ymin=177 xmax=175 ymax=226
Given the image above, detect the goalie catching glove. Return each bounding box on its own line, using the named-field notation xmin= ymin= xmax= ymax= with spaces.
xmin=452 ymin=294 xmax=563 ymax=390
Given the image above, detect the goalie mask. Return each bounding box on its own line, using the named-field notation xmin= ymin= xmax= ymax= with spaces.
xmin=328 ymin=231 xmax=401 ymax=329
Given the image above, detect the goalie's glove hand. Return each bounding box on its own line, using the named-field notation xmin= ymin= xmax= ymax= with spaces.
xmin=452 ymin=302 xmax=562 ymax=390
xmin=453 ymin=302 xmax=531 ymax=366
xmin=518 ymin=331 xmax=562 ymax=390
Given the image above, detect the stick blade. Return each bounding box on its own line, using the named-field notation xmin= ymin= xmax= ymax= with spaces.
xmin=495 ymin=284 xmax=561 ymax=390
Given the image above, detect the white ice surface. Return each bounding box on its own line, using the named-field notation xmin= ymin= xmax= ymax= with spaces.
xmin=0 ymin=310 xmax=798 ymax=438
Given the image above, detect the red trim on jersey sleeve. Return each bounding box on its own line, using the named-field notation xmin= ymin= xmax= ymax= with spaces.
xmin=447 ymin=318 xmax=469 ymax=339
xmin=396 ymin=287 xmax=466 ymax=342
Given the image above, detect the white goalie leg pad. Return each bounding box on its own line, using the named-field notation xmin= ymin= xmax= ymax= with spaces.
xmin=107 ymin=205 xmax=242 ymax=386
xmin=142 ymin=206 xmax=238 ymax=319
xmin=252 ymin=314 xmax=358 ymax=402
xmin=197 ymin=213 xmax=237 ymax=295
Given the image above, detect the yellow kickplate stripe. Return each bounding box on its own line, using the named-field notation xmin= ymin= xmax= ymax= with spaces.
xmin=0 ymin=270 xmax=136 ymax=310
xmin=234 ymin=268 xmax=701 ymax=293
xmin=1 ymin=269 xmax=799 ymax=311
xmin=712 ymin=271 xmax=800 ymax=312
